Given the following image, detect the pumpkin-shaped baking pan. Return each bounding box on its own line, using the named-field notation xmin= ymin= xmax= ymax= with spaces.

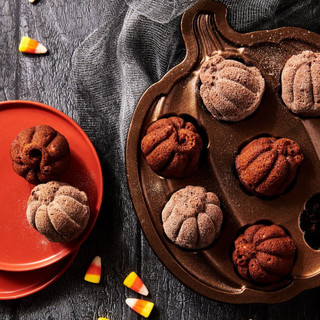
xmin=126 ymin=0 xmax=320 ymax=303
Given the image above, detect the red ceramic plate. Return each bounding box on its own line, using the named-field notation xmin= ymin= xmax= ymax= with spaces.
xmin=0 ymin=249 xmax=78 ymax=300
xmin=0 ymin=100 xmax=103 ymax=271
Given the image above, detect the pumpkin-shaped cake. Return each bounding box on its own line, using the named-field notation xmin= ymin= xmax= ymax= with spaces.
xmin=235 ymin=137 xmax=303 ymax=197
xmin=27 ymin=181 xmax=90 ymax=242
xmin=281 ymin=51 xmax=320 ymax=117
xmin=162 ymin=186 xmax=223 ymax=249
xmin=199 ymin=54 xmax=265 ymax=122
xmin=140 ymin=116 xmax=203 ymax=178
xmin=232 ymin=224 xmax=296 ymax=283
xmin=10 ymin=125 xmax=70 ymax=185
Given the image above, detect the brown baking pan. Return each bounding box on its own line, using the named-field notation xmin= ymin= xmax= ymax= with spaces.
xmin=126 ymin=0 xmax=320 ymax=303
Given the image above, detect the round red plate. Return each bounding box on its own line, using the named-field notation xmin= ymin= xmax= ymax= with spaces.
xmin=0 ymin=250 xmax=78 ymax=300
xmin=0 ymin=100 xmax=103 ymax=271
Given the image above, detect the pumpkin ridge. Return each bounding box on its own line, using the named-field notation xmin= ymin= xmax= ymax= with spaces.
xmin=209 ymin=86 xmax=240 ymax=118
xmin=197 ymin=212 xmax=217 ymax=247
xmin=202 ymin=211 xmax=214 ymax=231
xmin=176 ymin=129 xmax=200 ymax=153
xmin=195 ymin=214 xmax=203 ymax=248
xmin=54 ymin=194 xmax=88 ymax=225
xmin=201 ymin=86 xmax=225 ymax=119
xmin=256 ymin=237 xmax=295 ymax=257
xmin=42 ymin=130 xmax=58 ymax=148
xmin=274 ymin=159 xmax=301 ymax=195
xmin=164 ymin=211 xmax=185 ymax=239
xmin=243 ymin=224 xmax=264 ymax=243
xmin=59 ymin=194 xmax=85 ymax=206
xmin=48 ymin=202 xmax=82 ymax=241
xmin=256 ymin=254 xmax=291 ymax=277
xmin=146 ymin=137 xmax=175 ymax=172
xmin=146 ymin=117 xmax=174 ymax=134
xmin=203 ymin=204 xmax=220 ymax=226
xmin=221 ymin=59 xmax=249 ymax=72
xmin=255 ymin=154 xmax=288 ymax=196
xmin=205 ymin=192 xmax=220 ymax=206
xmin=217 ymin=78 xmax=257 ymax=109
xmin=49 ymin=200 xmax=81 ymax=229
xmin=239 ymin=146 xmax=273 ymax=172
xmin=275 ymin=172 xmax=295 ymax=195
xmin=176 ymin=217 xmax=198 ymax=248
xmin=33 ymin=204 xmax=45 ymax=232
xmin=249 ymin=257 xmax=272 ymax=276
xmin=26 ymin=201 xmax=41 ymax=229
xmin=253 ymin=225 xmax=287 ymax=245
xmin=141 ymin=125 xmax=175 ymax=156
xmin=160 ymin=151 xmax=187 ymax=177
xmin=288 ymin=61 xmax=306 ymax=105
xmin=27 ymin=127 xmax=36 ymax=144
xmin=242 ymin=150 xmax=278 ymax=188
xmin=219 ymin=69 xmax=260 ymax=95
xmin=257 ymin=234 xmax=287 ymax=241
xmin=240 ymin=137 xmax=274 ymax=155
xmin=36 ymin=204 xmax=62 ymax=241
xmin=295 ymin=62 xmax=314 ymax=110
xmin=310 ymin=62 xmax=315 ymax=106
xmin=235 ymin=139 xmax=274 ymax=173
xmin=179 ymin=135 xmax=202 ymax=175
xmin=247 ymin=257 xmax=282 ymax=283
xmin=170 ymin=117 xmax=188 ymax=131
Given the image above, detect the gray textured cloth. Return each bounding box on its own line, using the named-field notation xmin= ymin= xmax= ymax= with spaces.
xmin=72 ymin=0 xmax=320 ymax=252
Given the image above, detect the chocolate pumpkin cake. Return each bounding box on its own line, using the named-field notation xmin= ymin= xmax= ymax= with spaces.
xmin=281 ymin=51 xmax=320 ymax=117
xmin=199 ymin=54 xmax=265 ymax=122
xmin=141 ymin=116 xmax=202 ymax=178
xmin=235 ymin=137 xmax=303 ymax=197
xmin=27 ymin=181 xmax=90 ymax=242
xmin=162 ymin=186 xmax=223 ymax=249
xmin=232 ymin=224 xmax=296 ymax=284
xmin=10 ymin=125 xmax=70 ymax=185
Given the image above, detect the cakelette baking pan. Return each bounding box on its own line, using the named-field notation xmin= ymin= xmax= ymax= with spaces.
xmin=126 ymin=0 xmax=320 ymax=303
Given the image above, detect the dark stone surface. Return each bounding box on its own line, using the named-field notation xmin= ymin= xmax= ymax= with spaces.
xmin=1 ymin=0 xmax=320 ymax=319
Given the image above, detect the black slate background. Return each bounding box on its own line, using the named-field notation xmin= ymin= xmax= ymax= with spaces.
xmin=1 ymin=0 xmax=320 ymax=319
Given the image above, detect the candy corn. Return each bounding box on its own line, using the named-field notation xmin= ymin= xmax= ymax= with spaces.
xmin=97 ymin=318 xmax=109 ymax=320
xmin=123 ymin=271 xmax=149 ymax=296
xmin=19 ymin=36 xmax=47 ymax=54
xmin=84 ymin=256 xmax=101 ymax=284
xmin=125 ymin=298 xmax=154 ymax=318
xmin=29 ymin=0 xmax=36 ymax=3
